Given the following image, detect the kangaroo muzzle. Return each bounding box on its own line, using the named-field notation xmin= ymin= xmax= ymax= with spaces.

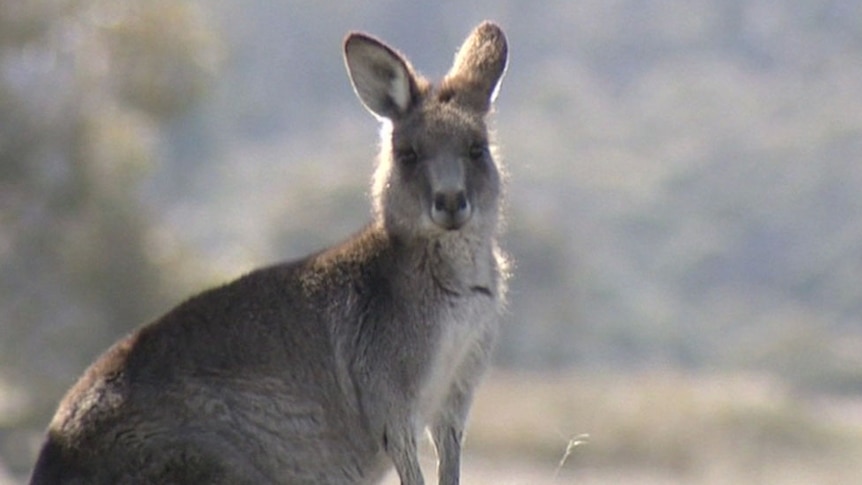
xmin=432 ymin=189 xmax=471 ymax=230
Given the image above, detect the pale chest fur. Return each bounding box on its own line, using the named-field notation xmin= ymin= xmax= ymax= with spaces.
xmin=411 ymin=235 xmax=503 ymax=423
xmin=417 ymin=291 xmax=498 ymax=423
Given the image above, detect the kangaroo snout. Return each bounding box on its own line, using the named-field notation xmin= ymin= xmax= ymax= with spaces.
xmin=432 ymin=189 xmax=471 ymax=230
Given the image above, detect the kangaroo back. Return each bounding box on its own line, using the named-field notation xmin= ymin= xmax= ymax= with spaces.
xmin=30 ymin=21 xmax=509 ymax=485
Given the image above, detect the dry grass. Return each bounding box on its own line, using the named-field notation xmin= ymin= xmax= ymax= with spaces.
xmin=459 ymin=369 xmax=862 ymax=484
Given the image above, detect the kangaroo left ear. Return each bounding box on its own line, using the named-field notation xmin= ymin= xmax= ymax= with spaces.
xmin=444 ymin=21 xmax=508 ymax=113
xmin=344 ymin=33 xmax=419 ymax=120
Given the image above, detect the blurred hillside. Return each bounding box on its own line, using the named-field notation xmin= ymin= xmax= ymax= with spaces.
xmin=1 ymin=0 xmax=218 ymax=425
xmin=153 ymin=0 xmax=862 ymax=382
xmin=3 ymin=0 xmax=862 ymax=482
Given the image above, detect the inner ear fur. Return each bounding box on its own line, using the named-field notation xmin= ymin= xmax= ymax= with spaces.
xmin=344 ymin=33 xmax=420 ymax=120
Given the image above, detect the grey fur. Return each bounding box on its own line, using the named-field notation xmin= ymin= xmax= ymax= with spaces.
xmin=30 ymin=21 xmax=509 ymax=485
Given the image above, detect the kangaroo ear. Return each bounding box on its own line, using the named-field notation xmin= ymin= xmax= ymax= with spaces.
xmin=444 ymin=21 xmax=508 ymax=113
xmin=344 ymin=33 xmax=418 ymax=120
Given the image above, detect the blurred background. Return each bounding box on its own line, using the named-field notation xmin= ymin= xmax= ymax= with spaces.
xmin=2 ymin=1 xmax=862 ymax=483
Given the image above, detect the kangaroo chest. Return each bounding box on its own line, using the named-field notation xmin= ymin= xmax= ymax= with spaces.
xmin=416 ymin=292 xmax=496 ymax=420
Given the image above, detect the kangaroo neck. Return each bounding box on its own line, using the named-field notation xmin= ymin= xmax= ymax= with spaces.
xmin=385 ymin=226 xmax=497 ymax=298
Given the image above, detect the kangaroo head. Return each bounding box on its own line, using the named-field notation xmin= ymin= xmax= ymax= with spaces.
xmin=344 ymin=22 xmax=508 ymax=241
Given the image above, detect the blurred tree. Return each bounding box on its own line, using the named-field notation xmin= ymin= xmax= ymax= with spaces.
xmin=0 ymin=0 xmax=218 ymax=429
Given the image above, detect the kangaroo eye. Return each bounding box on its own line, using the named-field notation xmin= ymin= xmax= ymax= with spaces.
xmin=468 ymin=143 xmax=487 ymax=161
xmin=396 ymin=147 xmax=418 ymax=166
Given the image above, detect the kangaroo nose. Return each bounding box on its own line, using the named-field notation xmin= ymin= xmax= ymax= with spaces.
xmin=431 ymin=190 xmax=471 ymax=230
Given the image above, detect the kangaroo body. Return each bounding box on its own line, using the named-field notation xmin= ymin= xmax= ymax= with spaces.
xmin=31 ymin=22 xmax=509 ymax=485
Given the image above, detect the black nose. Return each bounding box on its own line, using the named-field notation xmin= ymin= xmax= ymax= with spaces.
xmin=431 ymin=190 xmax=471 ymax=230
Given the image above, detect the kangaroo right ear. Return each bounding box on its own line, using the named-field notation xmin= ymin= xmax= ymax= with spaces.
xmin=344 ymin=33 xmax=418 ymax=120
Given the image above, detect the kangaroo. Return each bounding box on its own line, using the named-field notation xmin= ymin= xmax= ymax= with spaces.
xmin=29 ymin=21 xmax=508 ymax=485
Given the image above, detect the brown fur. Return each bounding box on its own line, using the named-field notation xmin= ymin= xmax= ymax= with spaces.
xmin=30 ymin=21 xmax=509 ymax=485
